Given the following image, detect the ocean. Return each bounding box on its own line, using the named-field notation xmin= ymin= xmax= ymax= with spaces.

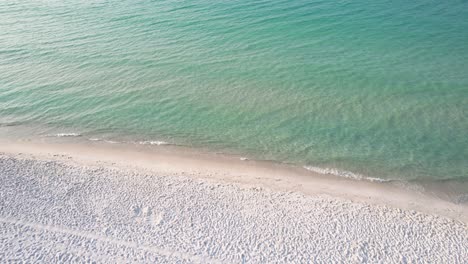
xmin=1 ymin=0 xmax=467 ymax=185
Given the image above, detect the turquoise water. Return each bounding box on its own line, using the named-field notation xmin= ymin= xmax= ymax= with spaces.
xmin=1 ymin=0 xmax=467 ymax=182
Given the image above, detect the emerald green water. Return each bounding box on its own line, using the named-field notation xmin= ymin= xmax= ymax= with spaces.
xmin=1 ymin=0 xmax=467 ymax=182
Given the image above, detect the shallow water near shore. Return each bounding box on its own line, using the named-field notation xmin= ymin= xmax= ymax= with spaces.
xmin=1 ymin=128 xmax=467 ymax=206
xmin=1 ymin=1 xmax=467 ymax=186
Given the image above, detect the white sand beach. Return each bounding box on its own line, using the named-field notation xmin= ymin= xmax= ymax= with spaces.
xmin=0 ymin=140 xmax=467 ymax=263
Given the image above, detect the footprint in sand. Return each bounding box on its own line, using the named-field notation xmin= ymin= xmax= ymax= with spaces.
xmin=132 ymin=205 xmax=142 ymax=217
xmin=133 ymin=205 xmax=152 ymax=217
xmin=132 ymin=205 xmax=163 ymax=225
xmin=141 ymin=206 xmax=151 ymax=217
xmin=151 ymin=212 xmax=164 ymax=226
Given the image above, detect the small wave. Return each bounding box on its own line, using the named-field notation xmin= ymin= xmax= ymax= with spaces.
xmin=138 ymin=141 xmax=169 ymax=146
xmin=47 ymin=133 xmax=82 ymax=137
xmin=88 ymin=138 xmax=119 ymax=144
xmin=303 ymin=166 xmax=389 ymax=183
xmin=89 ymin=138 xmax=167 ymax=145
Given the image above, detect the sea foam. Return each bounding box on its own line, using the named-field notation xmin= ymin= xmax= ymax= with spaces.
xmin=303 ymin=166 xmax=389 ymax=182
xmin=138 ymin=141 xmax=169 ymax=146
xmin=47 ymin=133 xmax=82 ymax=137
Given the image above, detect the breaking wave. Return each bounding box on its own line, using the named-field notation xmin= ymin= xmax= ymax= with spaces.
xmin=47 ymin=133 xmax=82 ymax=137
xmin=303 ymin=166 xmax=390 ymax=183
xmin=138 ymin=141 xmax=169 ymax=146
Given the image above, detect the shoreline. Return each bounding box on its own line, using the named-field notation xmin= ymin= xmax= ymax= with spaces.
xmin=0 ymin=137 xmax=466 ymax=223
xmin=1 ymin=124 xmax=467 ymax=200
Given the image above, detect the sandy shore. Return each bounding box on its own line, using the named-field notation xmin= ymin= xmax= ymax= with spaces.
xmin=0 ymin=140 xmax=467 ymax=262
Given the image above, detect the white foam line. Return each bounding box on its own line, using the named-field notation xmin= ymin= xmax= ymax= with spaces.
xmin=46 ymin=133 xmax=82 ymax=137
xmin=303 ymin=166 xmax=389 ymax=183
xmin=139 ymin=141 xmax=169 ymax=146
xmin=0 ymin=216 xmax=220 ymax=264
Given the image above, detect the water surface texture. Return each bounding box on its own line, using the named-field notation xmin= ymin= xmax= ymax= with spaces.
xmin=1 ymin=0 xmax=467 ymax=182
